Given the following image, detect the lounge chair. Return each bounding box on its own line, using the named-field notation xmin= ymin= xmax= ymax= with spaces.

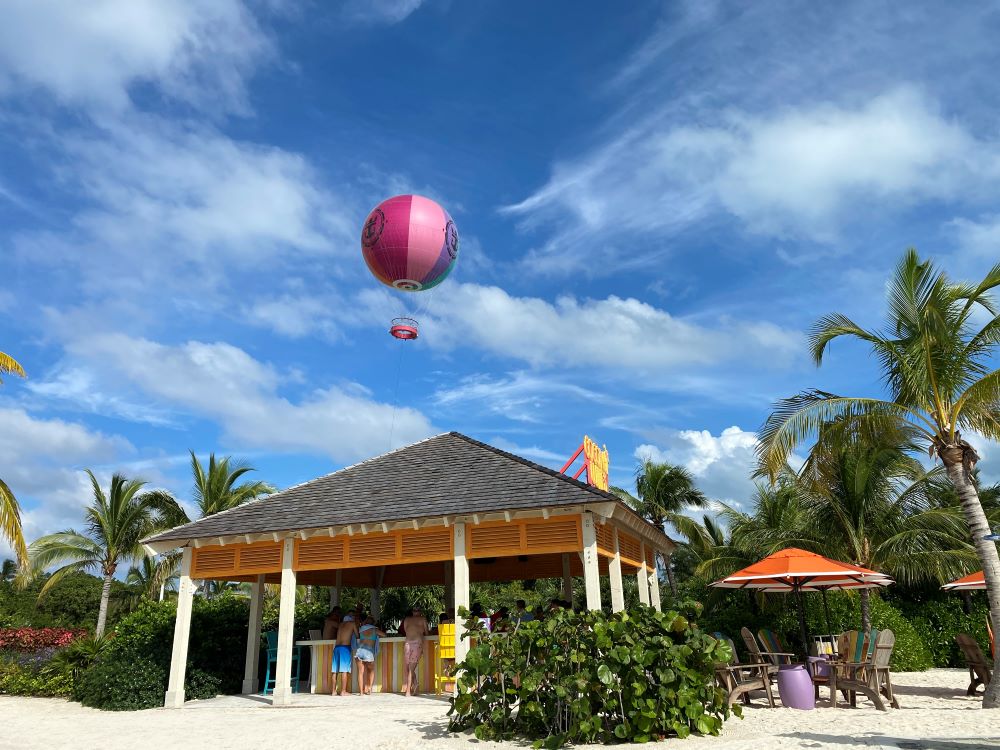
xmin=712 ymin=633 xmax=774 ymax=708
xmin=828 ymin=629 xmax=897 ymax=710
xmin=956 ymin=633 xmax=993 ymax=696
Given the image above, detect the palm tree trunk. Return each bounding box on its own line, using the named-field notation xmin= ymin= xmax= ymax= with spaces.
xmin=96 ymin=573 xmax=113 ymax=637
xmin=941 ymin=448 xmax=1000 ymax=708
xmin=859 ymin=587 xmax=871 ymax=633
xmin=663 ymin=554 xmax=678 ymax=598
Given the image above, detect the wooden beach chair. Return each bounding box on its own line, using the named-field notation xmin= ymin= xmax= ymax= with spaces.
xmin=740 ymin=628 xmax=795 ymax=677
xmin=956 ymin=633 xmax=993 ymax=696
xmin=829 ymin=629 xmax=896 ymax=710
xmin=435 ymin=622 xmax=457 ymax=695
xmin=712 ymin=633 xmax=774 ymax=708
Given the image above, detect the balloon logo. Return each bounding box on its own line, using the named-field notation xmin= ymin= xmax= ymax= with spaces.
xmin=361 ymin=194 xmax=459 ymax=293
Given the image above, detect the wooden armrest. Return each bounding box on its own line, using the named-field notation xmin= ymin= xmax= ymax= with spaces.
xmin=760 ymin=651 xmax=795 ymax=657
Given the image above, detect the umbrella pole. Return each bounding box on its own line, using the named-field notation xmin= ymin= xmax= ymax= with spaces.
xmin=821 ymin=589 xmax=832 ymax=634
xmin=794 ymin=585 xmax=809 ymax=657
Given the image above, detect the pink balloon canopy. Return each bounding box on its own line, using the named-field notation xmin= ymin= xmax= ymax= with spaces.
xmin=361 ymin=194 xmax=459 ymax=292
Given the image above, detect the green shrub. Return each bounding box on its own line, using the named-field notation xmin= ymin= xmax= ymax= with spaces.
xmin=185 ymin=668 xmax=222 ymax=700
xmin=900 ymin=596 xmax=991 ymax=667
xmin=0 ymin=656 xmax=73 ymax=697
xmin=76 ymin=655 xmax=165 ymax=711
xmin=448 ymin=603 xmax=733 ymax=747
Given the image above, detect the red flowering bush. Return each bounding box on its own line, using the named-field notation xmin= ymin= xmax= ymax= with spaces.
xmin=0 ymin=628 xmax=88 ymax=652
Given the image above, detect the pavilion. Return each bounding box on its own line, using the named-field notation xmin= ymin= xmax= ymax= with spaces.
xmin=142 ymin=432 xmax=675 ymax=707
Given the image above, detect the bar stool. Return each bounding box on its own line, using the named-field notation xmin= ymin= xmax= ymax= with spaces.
xmin=262 ymin=631 xmax=304 ymax=694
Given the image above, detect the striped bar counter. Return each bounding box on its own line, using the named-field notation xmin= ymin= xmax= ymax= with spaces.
xmin=294 ymin=636 xmax=444 ymax=694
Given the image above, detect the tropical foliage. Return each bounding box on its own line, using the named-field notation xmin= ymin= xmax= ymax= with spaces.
xmin=0 ymin=350 xmax=27 ymax=567
xmin=756 ymin=249 xmax=1000 ymax=707
xmin=25 ymin=472 xmax=169 ymax=637
xmin=449 ymin=603 xmax=731 ymax=747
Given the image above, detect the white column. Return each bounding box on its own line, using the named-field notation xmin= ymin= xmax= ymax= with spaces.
xmin=561 ymin=553 xmax=573 ymax=603
xmin=453 ymin=522 xmax=470 ymax=671
xmin=164 ymin=547 xmax=194 ymax=708
xmin=609 ymin=527 xmax=625 ymax=613
xmin=637 ymin=541 xmax=650 ymax=606
xmin=648 ymin=561 xmax=661 ymax=611
xmin=242 ymin=574 xmax=265 ymax=694
xmin=581 ymin=513 xmax=602 ymax=611
xmin=370 ymin=566 xmax=385 ymax=620
xmin=271 ymin=537 xmax=297 ymax=706
xmin=329 ymin=570 xmax=341 ymax=609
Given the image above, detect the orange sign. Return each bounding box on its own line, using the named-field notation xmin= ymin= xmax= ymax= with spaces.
xmin=583 ymin=435 xmax=610 ymax=491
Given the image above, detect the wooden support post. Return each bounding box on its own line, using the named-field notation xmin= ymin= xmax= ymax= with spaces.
xmin=453 ymin=522 xmax=470 ymax=694
xmin=581 ymin=513 xmax=602 ymax=611
xmin=561 ymin=553 xmax=573 ymax=603
xmin=242 ymin=574 xmax=265 ymax=694
xmin=164 ymin=547 xmax=194 ymax=708
xmin=329 ymin=570 xmax=341 ymax=609
xmin=370 ymin=566 xmax=385 ymax=620
xmin=609 ymin=527 xmax=625 ymax=613
xmin=271 ymin=537 xmax=297 ymax=705
xmin=637 ymin=541 xmax=650 ymax=606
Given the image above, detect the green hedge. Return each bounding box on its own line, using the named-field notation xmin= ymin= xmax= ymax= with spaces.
xmin=448 ymin=603 xmax=733 ymax=747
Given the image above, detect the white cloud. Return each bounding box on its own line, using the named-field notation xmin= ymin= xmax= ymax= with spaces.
xmin=26 ymin=366 xmax=177 ymax=426
xmin=245 ymin=294 xmax=340 ymax=339
xmin=394 ymin=283 xmax=803 ymax=373
xmin=505 ymin=87 xmax=1000 ymax=272
xmin=0 ymin=406 xmax=133 ymax=557
xmin=52 ymin=333 xmax=436 ymax=462
xmin=951 ymin=215 xmax=1000 ymax=262
xmin=342 ymin=0 xmax=425 ymax=25
xmin=636 ymin=426 xmax=759 ymax=506
xmin=0 ymin=0 xmax=271 ymax=112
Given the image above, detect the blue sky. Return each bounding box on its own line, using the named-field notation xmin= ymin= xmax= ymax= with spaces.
xmin=2 ymin=1 xmax=1000 ymax=556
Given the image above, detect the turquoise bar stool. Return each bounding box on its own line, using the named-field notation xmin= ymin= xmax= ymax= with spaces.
xmin=262 ymin=631 xmax=304 ymax=694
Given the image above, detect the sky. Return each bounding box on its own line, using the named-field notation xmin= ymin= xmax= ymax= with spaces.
xmin=2 ymin=1 xmax=1000 ymax=558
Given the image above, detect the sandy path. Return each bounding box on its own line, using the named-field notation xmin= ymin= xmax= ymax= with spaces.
xmin=2 ymin=669 xmax=998 ymax=750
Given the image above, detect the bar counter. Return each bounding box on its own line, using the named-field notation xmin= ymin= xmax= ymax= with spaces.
xmin=294 ymin=635 xmax=445 ymax=695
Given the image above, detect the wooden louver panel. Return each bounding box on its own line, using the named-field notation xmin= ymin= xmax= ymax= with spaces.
xmin=617 ymin=532 xmax=642 ymax=566
xmin=645 ymin=547 xmax=655 ymax=568
xmin=192 ymin=547 xmax=236 ymax=577
xmin=469 ymin=525 xmax=521 ymax=555
xmin=401 ymin=528 xmax=451 ymax=560
xmin=237 ymin=543 xmax=282 ymax=573
xmin=349 ymin=535 xmax=397 ymax=563
xmin=295 ymin=538 xmax=345 ymax=570
xmin=594 ymin=523 xmax=615 ymax=555
xmin=524 ymin=518 xmax=579 ymax=552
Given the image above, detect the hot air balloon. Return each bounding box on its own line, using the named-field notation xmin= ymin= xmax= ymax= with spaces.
xmin=361 ymin=194 xmax=459 ymax=339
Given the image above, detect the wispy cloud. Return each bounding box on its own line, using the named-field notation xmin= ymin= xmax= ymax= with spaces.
xmin=341 ymin=0 xmax=425 ymax=25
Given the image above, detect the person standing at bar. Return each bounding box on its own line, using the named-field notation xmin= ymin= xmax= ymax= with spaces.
xmin=333 ymin=614 xmax=358 ymax=696
xmin=401 ymin=606 xmax=429 ymax=697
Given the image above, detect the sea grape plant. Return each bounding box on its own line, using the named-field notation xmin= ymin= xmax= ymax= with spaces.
xmin=448 ymin=602 xmax=734 ymax=747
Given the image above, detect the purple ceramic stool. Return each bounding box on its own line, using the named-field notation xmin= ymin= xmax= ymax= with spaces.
xmin=776 ymin=663 xmax=815 ymax=710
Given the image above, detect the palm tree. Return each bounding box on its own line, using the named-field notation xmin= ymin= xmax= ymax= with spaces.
xmin=26 ymin=471 xmax=163 ymax=637
xmin=799 ymin=429 xmax=977 ymax=630
xmin=757 ymin=249 xmax=1000 ymax=707
xmin=150 ymin=452 xmax=274 ymax=598
xmin=611 ymin=459 xmax=708 ymax=596
xmin=0 ymin=351 xmax=26 ymax=567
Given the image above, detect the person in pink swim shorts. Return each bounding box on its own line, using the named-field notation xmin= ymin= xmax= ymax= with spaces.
xmin=400 ymin=606 xmax=429 ymax=697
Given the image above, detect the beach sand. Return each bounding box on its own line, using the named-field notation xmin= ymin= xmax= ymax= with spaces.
xmin=2 ymin=668 xmax=998 ymax=750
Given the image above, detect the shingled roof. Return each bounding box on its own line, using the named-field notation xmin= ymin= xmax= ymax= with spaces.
xmin=144 ymin=432 xmax=670 ymax=546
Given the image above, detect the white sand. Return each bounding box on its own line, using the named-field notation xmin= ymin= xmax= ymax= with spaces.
xmin=2 ymin=669 xmax=998 ymax=750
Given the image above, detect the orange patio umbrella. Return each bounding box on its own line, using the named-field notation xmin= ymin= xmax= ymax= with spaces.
xmin=711 ymin=547 xmax=894 ymax=653
xmin=942 ymin=571 xmax=986 ymax=591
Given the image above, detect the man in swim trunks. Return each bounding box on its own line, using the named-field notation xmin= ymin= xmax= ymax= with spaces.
xmin=401 ymin=606 xmax=429 ymax=697
xmin=322 ymin=606 xmax=342 ymax=640
xmin=333 ymin=614 xmax=358 ymax=696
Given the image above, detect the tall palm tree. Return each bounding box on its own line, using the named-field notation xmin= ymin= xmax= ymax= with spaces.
xmin=0 ymin=351 xmax=26 ymax=567
xmin=26 ymin=471 xmax=163 ymax=637
xmin=612 ymin=460 xmax=708 ymax=596
xmin=757 ymin=249 xmax=1000 ymax=707
xmin=150 ymin=452 xmax=274 ymax=597
xmin=799 ymin=429 xmax=977 ymax=630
